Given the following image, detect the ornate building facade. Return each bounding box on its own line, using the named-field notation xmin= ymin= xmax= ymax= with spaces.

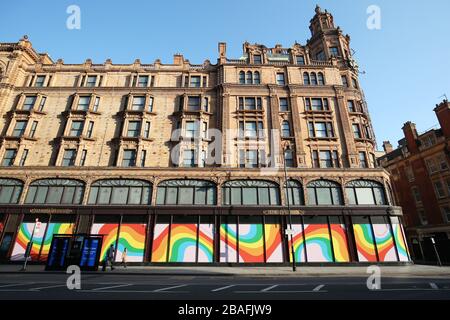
xmin=379 ymin=100 xmax=450 ymax=264
xmin=0 ymin=7 xmax=409 ymax=265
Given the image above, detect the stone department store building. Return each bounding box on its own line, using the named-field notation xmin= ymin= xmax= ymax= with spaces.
xmin=0 ymin=7 xmax=409 ymax=265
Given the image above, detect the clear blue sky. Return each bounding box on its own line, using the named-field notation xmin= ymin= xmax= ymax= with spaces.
xmin=2 ymin=0 xmax=449 ymax=148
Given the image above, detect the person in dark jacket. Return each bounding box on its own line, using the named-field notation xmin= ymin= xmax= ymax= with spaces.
xmin=102 ymin=244 xmax=115 ymax=271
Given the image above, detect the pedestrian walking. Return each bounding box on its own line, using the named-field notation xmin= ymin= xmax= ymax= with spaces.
xmin=102 ymin=244 xmax=115 ymax=271
xmin=122 ymin=247 xmax=128 ymax=269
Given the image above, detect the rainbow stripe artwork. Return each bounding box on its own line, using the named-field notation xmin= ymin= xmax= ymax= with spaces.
xmin=392 ymin=223 xmax=410 ymax=262
xmin=40 ymin=223 xmax=74 ymax=261
xmin=264 ymin=224 xmax=283 ymax=263
xmin=10 ymin=222 xmax=47 ymax=261
xmin=91 ymin=223 xmax=119 ymax=262
xmin=304 ymin=224 xmax=333 ymax=262
xmin=151 ymin=224 xmax=169 ymax=262
xmin=330 ymin=224 xmax=350 ymax=262
xmin=115 ymin=224 xmax=146 ymax=263
xmin=238 ymin=224 xmax=264 ymax=263
xmin=373 ymin=224 xmax=397 ymax=262
xmin=353 ymin=224 xmax=377 ymax=262
xmin=288 ymin=224 xmax=306 ymax=263
xmin=169 ymin=224 xmax=197 ymax=262
xmin=219 ymin=224 xmax=237 ymax=263
xmin=198 ymin=224 xmax=214 ymax=263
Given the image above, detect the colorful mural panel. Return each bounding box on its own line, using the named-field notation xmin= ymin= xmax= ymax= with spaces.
xmin=330 ymin=224 xmax=350 ymax=262
xmin=115 ymin=224 xmax=147 ymax=262
xmin=11 ymin=222 xmax=47 ymax=261
xmin=353 ymin=224 xmax=377 ymax=262
xmin=238 ymin=224 xmax=264 ymax=263
xmin=373 ymin=224 xmax=397 ymax=262
xmin=264 ymin=224 xmax=283 ymax=263
xmin=91 ymin=223 xmax=119 ymax=262
xmin=288 ymin=224 xmax=306 ymax=263
xmin=304 ymin=224 xmax=333 ymax=262
xmin=198 ymin=224 xmax=214 ymax=263
xmin=219 ymin=224 xmax=238 ymax=263
xmin=392 ymin=222 xmax=410 ymax=262
xmin=169 ymin=224 xmax=197 ymax=262
xmin=151 ymin=224 xmax=169 ymax=262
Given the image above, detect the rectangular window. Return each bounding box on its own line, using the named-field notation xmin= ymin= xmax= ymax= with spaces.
xmin=332 ymin=151 xmax=340 ymax=168
xmin=279 ymin=98 xmax=289 ymax=112
xmin=352 ymin=78 xmax=358 ymax=88
xmin=35 ymin=75 xmax=46 ymax=87
xmin=276 ymin=73 xmax=285 ymax=86
xmin=185 ymin=121 xmax=198 ymax=138
xmin=131 ymin=96 xmax=145 ymax=111
xmin=202 ymin=76 xmax=207 ymax=87
xmin=438 ymin=155 xmax=449 ymax=171
xmin=426 ymin=159 xmax=438 ymax=174
xmin=77 ymin=96 xmax=91 ymax=111
xmin=296 ymin=55 xmax=305 ymax=65
xmin=305 ymin=98 xmax=328 ymax=111
xmin=85 ymin=75 xmax=97 ymax=87
xmin=92 ymin=97 xmax=100 ymax=112
xmin=316 ymin=51 xmax=326 ymax=61
xmin=202 ymin=122 xmax=208 ymax=139
xmin=80 ymin=149 xmax=87 ymax=166
xmin=148 ymin=97 xmax=154 ymax=112
xmin=141 ymin=150 xmax=147 ymax=167
xmin=434 ymin=181 xmax=446 ymax=199
xmin=247 ymin=150 xmax=258 ymax=168
xmin=189 ymin=76 xmax=201 ymax=88
xmin=341 ymin=75 xmax=349 ymax=87
xmin=447 ymin=179 xmax=450 ymax=197
xmin=244 ymin=121 xmax=257 ymax=138
xmin=320 ymin=151 xmax=333 ymax=168
xmin=187 ymin=96 xmax=201 ymax=111
xmin=353 ymin=124 xmax=362 ymax=139
xmin=411 ymin=187 xmax=421 ymax=204
xmin=23 ymin=96 xmax=36 ymax=110
xmin=137 ymin=75 xmax=149 ymax=87
xmin=418 ymin=210 xmax=428 ymax=225
xmin=70 ymin=121 xmax=84 ymax=137
xmin=12 ymin=121 xmax=27 ymax=137
xmin=347 ymin=100 xmax=356 ymax=112
xmin=284 ymin=150 xmax=294 ymax=167
xmin=62 ymin=149 xmax=76 ymax=166
xmin=203 ymin=97 xmax=209 ymax=112
xmin=127 ymin=121 xmax=141 ymax=137
xmin=329 ymin=47 xmax=339 ymax=57
xmin=86 ymin=121 xmax=94 ymax=138
xmin=144 ymin=122 xmax=151 ymax=139
xmin=183 ymin=149 xmax=195 ymax=167
xmin=359 ymin=152 xmax=368 ymax=168
xmin=442 ymin=207 xmax=450 ymax=223
xmin=365 ymin=126 xmax=372 ymax=139
xmin=313 ymin=122 xmax=333 ymax=138
xmin=253 ymin=55 xmax=262 ymax=64
xmin=2 ymin=149 xmax=17 ymax=166
xmin=122 ymin=149 xmax=137 ymax=167
xmin=38 ymin=96 xmax=46 ymax=112
xmin=19 ymin=149 xmax=28 ymax=166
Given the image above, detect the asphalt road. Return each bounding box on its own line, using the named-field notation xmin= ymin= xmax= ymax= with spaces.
xmin=0 ymin=272 xmax=449 ymax=300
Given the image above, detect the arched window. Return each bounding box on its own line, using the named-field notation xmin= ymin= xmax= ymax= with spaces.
xmin=223 ymin=180 xmax=280 ymax=205
xmin=253 ymin=71 xmax=260 ymax=84
xmin=307 ymin=179 xmax=343 ymax=205
xmin=246 ymin=71 xmax=253 ymax=85
xmin=303 ymin=72 xmax=310 ymax=85
xmin=318 ymin=72 xmax=325 ymax=85
xmin=156 ymin=179 xmax=216 ymax=205
xmin=25 ymin=179 xmax=84 ymax=204
xmin=88 ymin=179 xmax=151 ymax=205
xmin=239 ymin=71 xmax=245 ymax=84
xmin=281 ymin=121 xmax=291 ymax=137
xmin=0 ymin=178 xmax=23 ymax=204
xmin=310 ymin=72 xmax=318 ymax=85
xmin=285 ymin=180 xmax=304 ymax=205
xmin=346 ymin=180 xmax=387 ymax=205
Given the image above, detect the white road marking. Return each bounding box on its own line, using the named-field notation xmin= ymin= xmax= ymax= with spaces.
xmin=235 ymin=290 xmax=326 ymax=294
xmin=212 ymin=285 xmax=235 ymax=292
xmin=29 ymin=284 xmax=67 ymax=291
xmin=152 ymin=284 xmax=188 ymax=292
xmin=93 ymin=284 xmax=132 ymax=291
xmin=313 ymin=284 xmax=325 ymax=292
xmin=261 ymin=285 xmax=278 ymax=292
xmin=429 ymin=283 xmax=439 ymax=290
xmin=0 ymin=283 xmax=34 ymax=288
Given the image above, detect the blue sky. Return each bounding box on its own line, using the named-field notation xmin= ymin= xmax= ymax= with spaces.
xmin=1 ymin=0 xmax=449 ymax=148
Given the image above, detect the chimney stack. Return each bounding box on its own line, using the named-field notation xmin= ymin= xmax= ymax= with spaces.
xmin=402 ymin=121 xmax=419 ymax=154
xmin=434 ymin=99 xmax=450 ymax=138
xmin=383 ymin=141 xmax=393 ymax=153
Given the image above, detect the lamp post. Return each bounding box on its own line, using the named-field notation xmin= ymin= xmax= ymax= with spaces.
xmin=282 ymin=145 xmax=296 ymax=272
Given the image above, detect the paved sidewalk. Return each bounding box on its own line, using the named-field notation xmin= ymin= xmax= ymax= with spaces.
xmin=1 ymin=264 xmax=450 ymax=277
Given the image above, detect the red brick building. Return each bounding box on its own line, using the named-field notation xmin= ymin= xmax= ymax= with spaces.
xmin=379 ymin=100 xmax=450 ymax=264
